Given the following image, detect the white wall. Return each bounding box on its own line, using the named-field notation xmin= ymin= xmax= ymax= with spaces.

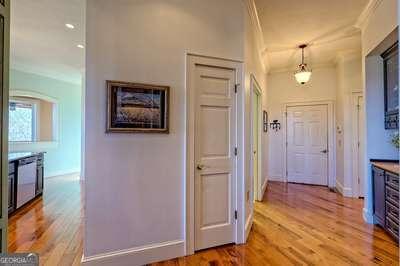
xmin=244 ymin=5 xmax=268 ymax=237
xmin=267 ymin=67 xmax=337 ymax=181
xmin=360 ymin=0 xmax=398 ymax=223
xmin=84 ymin=0 xmax=246 ymax=264
xmin=335 ymin=53 xmax=362 ymax=196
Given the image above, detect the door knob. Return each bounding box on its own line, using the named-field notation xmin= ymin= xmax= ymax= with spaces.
xmin=197 ymin=164 xmax=205 ymax=170
xmin=321 ymin=149 xmax=328 ymax=154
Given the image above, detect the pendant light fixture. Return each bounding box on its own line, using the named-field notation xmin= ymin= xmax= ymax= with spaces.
xmin=294 ymin=44 xmax=312 ymax=84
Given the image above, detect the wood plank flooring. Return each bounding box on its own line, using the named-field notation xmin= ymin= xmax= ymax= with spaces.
xmin=8 ymin=174 xmax=83 ymax=266
xmin=7 ymin=177 xmax=399 ymax=265
xmin=153 ymin=182 xmax=399 ymax=266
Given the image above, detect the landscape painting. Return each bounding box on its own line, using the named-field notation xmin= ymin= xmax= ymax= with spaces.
xmin=106 ymin=81 xmax=169 ymax=133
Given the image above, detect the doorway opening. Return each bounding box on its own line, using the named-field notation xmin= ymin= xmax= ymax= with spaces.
xmin=251 ymin=75 xmax=262 ymax=201
xmin=283 ymin=101 xmax=335 ymax=188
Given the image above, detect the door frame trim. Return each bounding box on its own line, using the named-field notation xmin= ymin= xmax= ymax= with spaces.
xmin=282 ymin=100 xmax=336 ymax=188
xmin=250 ymin=75 xmax=262 ymax=201
xmin=185 ymin=54 xmax=244 ymax=255
xmin=351 ymin=92 xmax=363 ymax=197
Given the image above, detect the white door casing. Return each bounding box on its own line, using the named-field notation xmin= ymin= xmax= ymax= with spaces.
xmin=193 ymin=62 xmax=237 ymax=250
xmin=286 ymin=105 xmax=328 ymax=186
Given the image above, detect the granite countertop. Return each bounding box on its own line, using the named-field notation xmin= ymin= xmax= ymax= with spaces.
xmin=8 ymin=152 xmax=43 ymax=162
xmin=371 ymin=161 xmax=400 ymax=175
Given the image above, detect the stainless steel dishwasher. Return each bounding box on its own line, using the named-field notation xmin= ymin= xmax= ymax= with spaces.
xmin=17 ymin=157 xmax=37 ymax=208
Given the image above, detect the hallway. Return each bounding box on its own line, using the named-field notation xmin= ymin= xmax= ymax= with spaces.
xmin=7 ymin=177 xmax=398 ymax=265
xmin=153 ymin=182 xmax=399 ymax=265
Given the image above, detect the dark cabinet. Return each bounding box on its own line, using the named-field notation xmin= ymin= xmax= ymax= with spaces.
xmin=372 ymin=163 xmax=399 ymax=242
xmin=382 ymin=42 xmax=399 ymax=129
xmin=36 ymin=154 xmax=44 ymax=196
xmin=7 ymin=174 xmax=14 ymax=213
xmin=373 ymin=166 xmax=386 ymax=226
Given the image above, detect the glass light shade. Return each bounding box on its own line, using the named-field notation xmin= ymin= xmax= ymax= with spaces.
xmin=294 ymin=64 xmax=312 ymax=84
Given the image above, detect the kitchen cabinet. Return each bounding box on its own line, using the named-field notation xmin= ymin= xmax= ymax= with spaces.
xmin=372 ymin=161 xmax=399 ymax=242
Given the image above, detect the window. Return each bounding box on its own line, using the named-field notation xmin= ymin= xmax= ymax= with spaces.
xmin=9 ymin=101 xmax=36 ymax=142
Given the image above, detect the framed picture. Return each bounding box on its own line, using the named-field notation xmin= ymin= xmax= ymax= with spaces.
xmin=106 ymin=80 xmax=169 ymax=133
xmin=263 ymin=110 xmax=268 ymax=132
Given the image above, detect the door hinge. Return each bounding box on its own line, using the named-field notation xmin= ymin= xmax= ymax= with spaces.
xmin=234 ymin=210 xmax=238 ymax=220
xmin=234 ymin=84 xmax=239 ymax=93
xmin=285 ymin=111 xmax=288 ymax=116
xmin=358 ymin=177 xmax=360 ymax=184
xmin=357 ymin=104 xmax=360 ymax=110
xmin=234 ymin=147 xmax=238 ymax=156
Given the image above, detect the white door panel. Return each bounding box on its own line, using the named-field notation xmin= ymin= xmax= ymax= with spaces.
xmin=194 ymin=65 xmax=236 ymax=250
xmin=287 ymin=105 xmax=328 ymax=186
xmin=358 ymin=96 xmax=365 ymax=197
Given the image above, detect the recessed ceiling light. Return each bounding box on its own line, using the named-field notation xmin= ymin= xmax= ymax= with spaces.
xmin=77 ymin=44 xmax=84 ymax=49
xmin=65 ymin=23 xmax=75 ymax=29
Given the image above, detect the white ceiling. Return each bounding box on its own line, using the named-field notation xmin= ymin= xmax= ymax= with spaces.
xmin=11 ymin=0 xmax=85 ymax=84
xmin=254 ymin=0 xmax=369 ymax=72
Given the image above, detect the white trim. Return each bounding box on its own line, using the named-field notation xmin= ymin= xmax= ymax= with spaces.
xmin=282 ymin=100 xmax=336 ymax=188
xmin=268 ymin=176 xmax=284 ymax=182
xmin=250 ymin=75 xmax=263 ymax=201
xmin=363 ymin=207 xmax=374 ymax=224
xmin=355 ymin=0 xmax=384 ymax=30
xmin=185 ymin=54 xmax=244 ymax=255
xmin=242 ymin=0 xmax=268 ymax=72
xmin=260 ymin=177 xmax=268 ymax=198
xmin=335 ymin=179 xmax=352 ymax=197
xmin=351 ymin=93 xmax=364 ymax=198
xmin=81 ymin=240 xmax=184 ymax=266
xmin=245 ymin=212 xmax=253 ymax=241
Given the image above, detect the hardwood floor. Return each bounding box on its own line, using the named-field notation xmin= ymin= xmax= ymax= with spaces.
xmin=7 ymin=178 xmax=399 ymax=265
xmin=153 ymin=182 xmax=399 ymax=266
xmin=8 ymin=174 xmax=83 ymax=266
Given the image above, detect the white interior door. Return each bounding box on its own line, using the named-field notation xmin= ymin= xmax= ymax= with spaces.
xmin=357 ymin=96 xmax=365 ymax=197
xmin=194 ymin=64 xmax=236 ymax=251
xmin=287 ymin=105 xmax=328 ymax=186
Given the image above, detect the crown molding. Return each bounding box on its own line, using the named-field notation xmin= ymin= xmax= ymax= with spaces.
xmin=355 ymin=0 xmax=384 ymax=30
xmin=243 ymin=0 xmax=269 ymax=73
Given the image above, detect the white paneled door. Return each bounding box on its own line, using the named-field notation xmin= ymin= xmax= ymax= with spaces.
xmin=194 ymin=64 xmax=236 ymax=251
xmin=286 ymin=105 xmax=328 ymax=186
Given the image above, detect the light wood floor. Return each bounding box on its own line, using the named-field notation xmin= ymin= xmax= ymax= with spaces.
xmin=8 ymin=178 xmax=399 ymax=265
xmin=8 ymin=174 xmax=83 ymax=266
xmin=154 ymin=182 xmax=399 ymax=266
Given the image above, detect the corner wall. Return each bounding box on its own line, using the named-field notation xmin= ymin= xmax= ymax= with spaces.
xmin=360 ymin=0 xmax=398 ymax=223
xmin=84 ymin=0 xmax=246 ymax=264
xmin=244 ymin=2 xmax=268 ymax=237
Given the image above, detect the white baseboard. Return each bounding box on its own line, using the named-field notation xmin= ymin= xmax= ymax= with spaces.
xmin=261 ymin=178 xmax=268 ymax=198
xmin=268 ymin=176 xmax=284 ymax=182
xmin=81 ymin=239 xmax=185 ymax=266
xmin=45 ymin=169 xmax=80 ymax=178
xmin=363 ymin=208 xmax=374 ymax=224
xmin=335 ymin=180 xmax=352 ymax=197
xmin=245 ymin=212 xmax=253 ymax=241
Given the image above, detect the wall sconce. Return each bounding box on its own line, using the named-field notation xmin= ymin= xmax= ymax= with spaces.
xmin=270 ymin=120 xmax=281 ymax=131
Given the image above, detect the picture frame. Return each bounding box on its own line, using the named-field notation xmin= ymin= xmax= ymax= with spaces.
xmin=263 ymin=110 xmax=268 ymax=132
xmin=106 ymin=80 xmax=169 ymax=133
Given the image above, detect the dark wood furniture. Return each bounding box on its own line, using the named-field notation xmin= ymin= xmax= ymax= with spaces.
xmin=382 ymin=42 xmax=399 ymax=129
xmin=8 ymin=152 xmax=44 ymax=215
xmin=372 ymin=160 xmax=399 ymax=242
